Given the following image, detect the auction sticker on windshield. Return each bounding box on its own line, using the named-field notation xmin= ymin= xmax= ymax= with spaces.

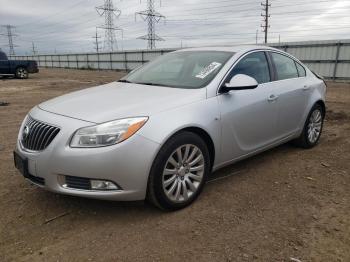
xmin=195 ymin=62 xmax=222 ymax=79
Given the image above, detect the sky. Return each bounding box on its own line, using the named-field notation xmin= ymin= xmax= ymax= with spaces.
xmin=0 ymin=0 xmax=350 ymax=55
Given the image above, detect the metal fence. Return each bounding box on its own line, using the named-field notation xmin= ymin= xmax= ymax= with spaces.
xmin=10 ymin=48 xmax=175 ymax=72
xmin=10 ymin=39 xmax=350 ymax=80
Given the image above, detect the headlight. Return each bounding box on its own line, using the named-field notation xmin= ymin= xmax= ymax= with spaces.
xmin=70 ymin=117 xmax=148 ymax=148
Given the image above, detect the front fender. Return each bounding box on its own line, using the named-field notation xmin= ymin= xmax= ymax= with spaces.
xmin=138 ymin=97 xmax=222 ymax=166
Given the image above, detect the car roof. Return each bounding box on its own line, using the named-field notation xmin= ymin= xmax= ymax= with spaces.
xmin=176 ymin=45 xmax=280 ymax=54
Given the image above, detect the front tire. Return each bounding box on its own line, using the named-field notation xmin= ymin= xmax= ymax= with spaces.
xmin=147 ymin=131 xmax=210 ymax=211
xmin=15 ymin=67 xmax=28 ymax=79
xmin=294 ymin=103 xmax=324 ymax=148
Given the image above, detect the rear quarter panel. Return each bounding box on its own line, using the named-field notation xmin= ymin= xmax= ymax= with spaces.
xmin=299 ymin=70 xmax=327 ymax=132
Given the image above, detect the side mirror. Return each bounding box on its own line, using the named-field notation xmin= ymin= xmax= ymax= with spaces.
xmin=221 ymin=74 xmax=258 ymax=92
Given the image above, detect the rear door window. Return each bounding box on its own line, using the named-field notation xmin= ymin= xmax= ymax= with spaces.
xmin=271 ymin=52 xmax=299 ymax=80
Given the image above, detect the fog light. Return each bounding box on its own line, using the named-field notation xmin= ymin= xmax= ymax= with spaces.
xmin=90 ymin=180 xmax=119 ymax=191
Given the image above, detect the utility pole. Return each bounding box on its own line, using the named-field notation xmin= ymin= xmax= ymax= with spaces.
xmin=136 ymin=0 xmax=165 ymax=49
xmin=1 ymin=25 xmax=17 ymax=55
xmin=261 ymin=0 xmax=271 ymax=44
xmin=96 ymin=0 xmax=122 ymax=51
xmin=31 ymin=42 xmax=37 ymax=55
xmin=92 ymin=28 xmax=102 ymax=53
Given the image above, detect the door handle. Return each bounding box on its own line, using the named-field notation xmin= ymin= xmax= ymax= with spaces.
xmin=303 ymin=85 xmax=310 ymax=90
xmin=267 ymin=94 xmax=279 ymax=102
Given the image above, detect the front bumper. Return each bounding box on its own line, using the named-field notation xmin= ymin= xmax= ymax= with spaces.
xmin=15 ymin=107 xmax=160 ymax=201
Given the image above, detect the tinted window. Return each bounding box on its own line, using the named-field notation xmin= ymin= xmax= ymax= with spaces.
xmin=0 ymin=51 xmax=8 ymax=60
xmin=295 ymin=62 xmax=306 ymax=77
xmin=271 ymin=52 xmax=298 ymax=80
xmin=227 ymin=52 xmax=270 ymax=84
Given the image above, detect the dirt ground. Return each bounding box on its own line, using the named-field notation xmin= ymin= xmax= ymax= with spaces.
xmin=0 ymin=69 xmax=349 ymax=262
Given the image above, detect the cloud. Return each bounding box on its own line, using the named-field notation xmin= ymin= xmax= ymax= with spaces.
xmin=0 ymin=0 xmax=349 ymax=55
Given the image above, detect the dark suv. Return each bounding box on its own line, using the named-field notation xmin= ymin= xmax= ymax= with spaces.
xmin=0 ymin=51 xmax=38 ymax=79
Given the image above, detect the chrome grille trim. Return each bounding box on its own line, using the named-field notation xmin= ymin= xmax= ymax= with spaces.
xmin=21 ymin=116 xmax=60 ymax=151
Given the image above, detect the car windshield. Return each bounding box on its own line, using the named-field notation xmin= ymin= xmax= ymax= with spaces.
xmin=120 ymin=51 xmax=234 ymax=89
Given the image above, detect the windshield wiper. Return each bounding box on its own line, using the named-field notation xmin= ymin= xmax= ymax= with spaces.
xmin=135 ymin=82 xmax=166 ymax=87
xmin=118 ymin=79 xmax=133 ymax=83
xmin=118 ymin=80 xmax=168 ymax=87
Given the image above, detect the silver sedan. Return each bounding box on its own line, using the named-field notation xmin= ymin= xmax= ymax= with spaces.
xmin=14 ymin=46 xmax=326 ymax=210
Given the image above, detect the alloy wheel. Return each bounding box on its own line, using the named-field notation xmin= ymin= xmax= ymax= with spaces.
xmin=162 ymin=144 xmax=205 ymax=203
xmin=307 ymin=109 xmax=322 ymax=143
xmin=17 ymin=68 xmax=27 ymax=78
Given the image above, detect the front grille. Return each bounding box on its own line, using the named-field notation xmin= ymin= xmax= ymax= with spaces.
xmin=21 ymin=116 xmax=60 ymax=151
xmin=65 ymin=176 xmax=91 ymax=190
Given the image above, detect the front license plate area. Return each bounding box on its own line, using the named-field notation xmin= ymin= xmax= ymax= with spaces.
xmin=14 ymin=151 xmax=29 ymax=178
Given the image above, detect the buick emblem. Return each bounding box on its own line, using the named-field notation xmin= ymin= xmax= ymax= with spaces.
xmin=22 ymin=125 xmax=30 ymax=140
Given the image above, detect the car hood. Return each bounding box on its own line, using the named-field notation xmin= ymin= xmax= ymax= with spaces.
xmin=38 ymin=82 xmax=207 ymax=123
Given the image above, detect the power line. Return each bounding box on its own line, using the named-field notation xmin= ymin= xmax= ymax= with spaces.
xmin=19 ymin=5 xmax=348 ymax=41
xmin=163 ymin=25 xmax=350 ymax=37
xmin=96 ymin=0 xmax=123 ymax=51
xmin=163 ymin=0 xmax=340 ymax=14
xmin=16 ymin=24 xmax=350 ymax=45
xmin=166 ymin=5 xmax=347 ymax=19
xmin=0 ymin=25 xmax=17 ymax=55
xmin=136 ymin=0 xmax=166 ymax=49
xmin=261 ymin=0 xmax=271 ymax=44
xmin=13 ymin=1 xmax=348 ymax=39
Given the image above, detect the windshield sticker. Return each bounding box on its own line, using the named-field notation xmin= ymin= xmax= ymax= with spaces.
xmin=195 ymin=62 xmax=222 ymax=79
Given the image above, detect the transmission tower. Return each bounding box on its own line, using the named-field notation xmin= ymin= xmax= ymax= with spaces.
xmin=31 ymin=42 xmax=37 ymax=55
xmin=1 ymin=25 xmax=17 ymax=55
xmin=136 ymin=0 xmax=165 ymax=49
xmin=92 ymin=28 xmax=102 ymax=53
xmin=96 ymin=0 xmax=122 ymax=51
xmin=261 ymin=0 xmax=271 ymax=44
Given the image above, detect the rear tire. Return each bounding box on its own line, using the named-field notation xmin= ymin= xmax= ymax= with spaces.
xmin=293 ymin=103 xmax=324 ymax=148
xmin=15 ymin=67 xmax=28 ymax=79
xmin=147 ymin=131 xmax=210 ymax=211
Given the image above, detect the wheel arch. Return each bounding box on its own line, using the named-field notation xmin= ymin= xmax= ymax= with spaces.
xmin=301 ymin=86 xmax=326 ymax=130
xmin=15 ymin=65 xmax=28 ymax=71
xmin=152 ymin=126 xmax=216 ymax=172
xmin=315 ymin=99 xmax=326 ymax=117
xmin=180 ymin=127 xmax=215 ymax=170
